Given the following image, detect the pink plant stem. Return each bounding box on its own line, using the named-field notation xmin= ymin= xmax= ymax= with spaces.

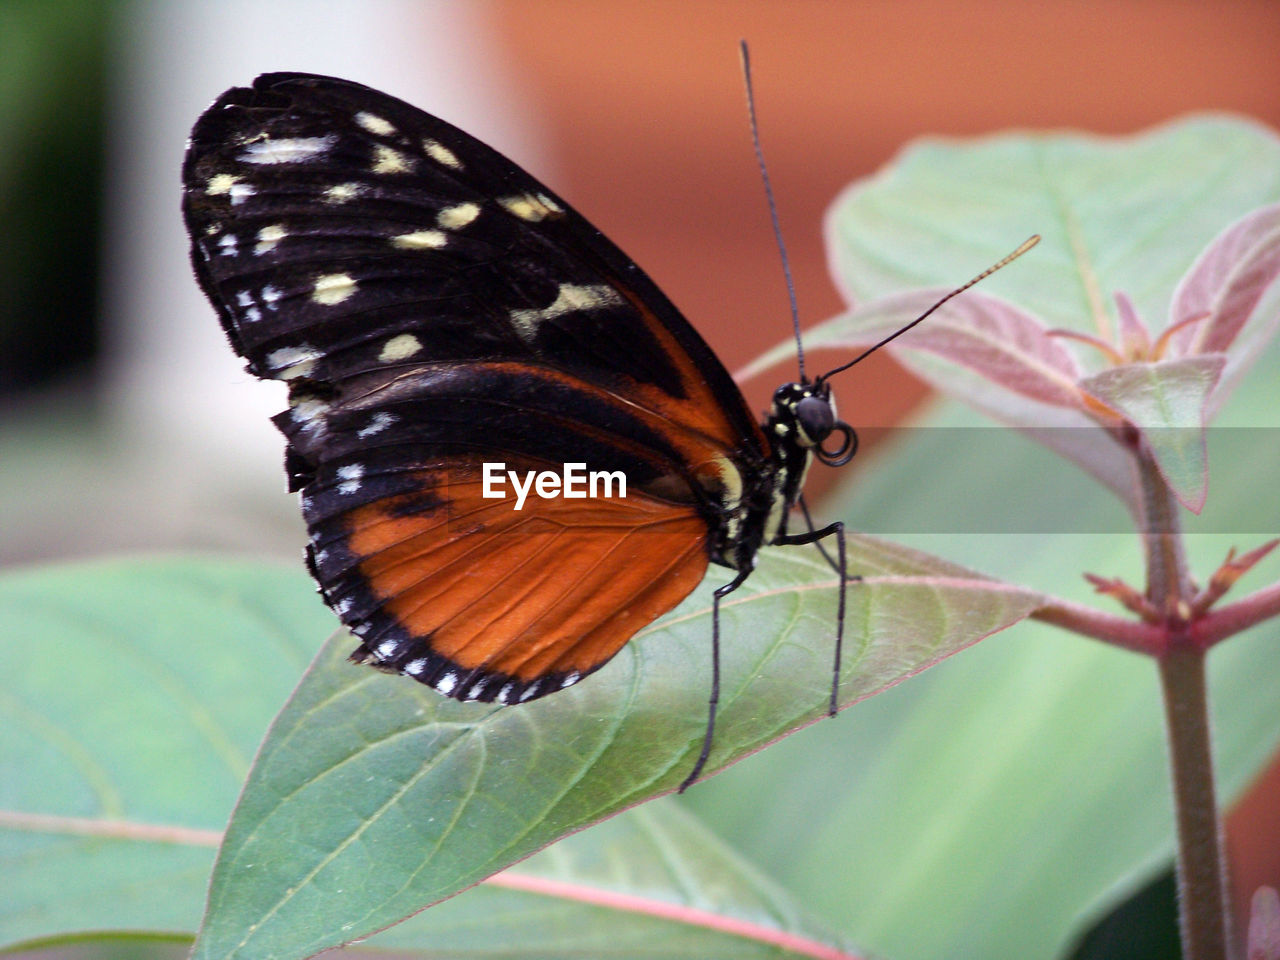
xmin=1137 ymin=447 xmax=1231 ymax=960
xmin=1194 ymin=580 xmax=1280 ymax=647
xmin=1030 ymin=600 xmax=1165 ymax=654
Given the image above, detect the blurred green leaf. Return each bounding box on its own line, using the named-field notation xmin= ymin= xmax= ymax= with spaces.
xmin=824 ymin=114 xmax=1280 ymax=331
xmin=0 ymin=558 xmax=327 ymax=948
xmin=367 ymin=801 xmax=857 ymax=960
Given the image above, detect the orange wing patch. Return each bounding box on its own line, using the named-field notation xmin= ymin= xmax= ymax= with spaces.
xmin=339 ymin=464 xmax=710 ymax=702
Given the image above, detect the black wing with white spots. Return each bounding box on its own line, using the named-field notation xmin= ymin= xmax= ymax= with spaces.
xmin=182 ymin=73 xmax=757 ymax=441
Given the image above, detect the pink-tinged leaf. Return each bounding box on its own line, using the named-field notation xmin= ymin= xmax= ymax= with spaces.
xmin=1169 ymin=203 xmax=1280 ymax=358
xmin=804 ymin=288 xmax=1083 ymax=408
xmin=1248 ymin=886 xmax=1280 ymax=960
xmin=1079 ymin=355 xmax=1226 ymax=512
xmin=1114 ymin=292 xmax=1152 ymax=357
xmin=795 ymin=290 xmax=1143 ymax=511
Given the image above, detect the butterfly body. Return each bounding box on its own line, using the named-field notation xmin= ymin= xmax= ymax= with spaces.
xmin=182 ymin=74 xmax=849 ymax=719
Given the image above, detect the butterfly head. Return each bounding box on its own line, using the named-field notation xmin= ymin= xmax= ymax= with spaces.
xmin=769 ymin=381 xmax=857 ymax=468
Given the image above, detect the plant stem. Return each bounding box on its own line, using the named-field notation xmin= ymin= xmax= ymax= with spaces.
xmin=1159 ymin=647 xmax=1231 ymax=960
xmin=1136 ymin=448 xmax=1231 ymax=960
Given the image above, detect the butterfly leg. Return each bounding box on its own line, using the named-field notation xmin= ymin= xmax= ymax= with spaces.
xmin=679 ymin=566 xmax=752 ymax=793
xmin=797 ymin=494 xmax=841 ymax=575
xmin=775 ymin=519 xmax=847 ymax=716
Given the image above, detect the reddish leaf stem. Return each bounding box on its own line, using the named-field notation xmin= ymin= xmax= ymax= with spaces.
xmin=487 ymin=871 xmax=862 ymax=960
xmin=1191 ymin=579 xmax=1280 ymax=648
xmin=1030 ymin=599 xmax=1166 ymax=654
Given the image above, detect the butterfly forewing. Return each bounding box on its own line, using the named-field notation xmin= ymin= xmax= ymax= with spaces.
xmin=181 ymin=73 xmax=766 ymax=701
xmin=183 ymin=74 xmax=758 ymax=444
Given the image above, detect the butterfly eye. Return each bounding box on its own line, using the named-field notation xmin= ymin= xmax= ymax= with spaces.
xmin=794 ymin=395 xmax=834 ymax=444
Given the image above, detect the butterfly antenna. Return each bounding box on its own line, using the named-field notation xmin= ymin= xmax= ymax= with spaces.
xmin=818 ymin=234 xmax=1040 ymax=383
xmin=740 ymin=40 xmax=806 ymax=382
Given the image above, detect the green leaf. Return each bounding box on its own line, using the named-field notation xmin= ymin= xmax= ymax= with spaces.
xmin=0 ymin=558 xmax=328 ymax=948
xmin=811 ymin=114 xmax=1280 ymax=517
xmin=1079 ymin=355 xmax=1225 ymax=512
xmin=825 ymin=114 xmax=1280 ymax=331
xmin=191 ymin=539 xmax=1042 ymax=960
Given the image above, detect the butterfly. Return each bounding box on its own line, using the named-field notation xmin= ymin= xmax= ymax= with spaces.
xmin=182 ymin=72 xmax=1033 ymax=790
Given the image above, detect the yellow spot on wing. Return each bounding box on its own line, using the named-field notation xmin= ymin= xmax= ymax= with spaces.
xmin=509 ymin=283 xmax=624 ymax=342
xmin=379 ymin=333 xmax=423 ymax=362
xmin=437 ymin=202 xmax=480 ymax=230
xmin=255 ymin=223 xmax=287 ymax=254
xmin=206 ymin=173 xmax=239 ymax=195
xmin=499 ymin=193 xmax=564 ymax=222
xmin=355 ymin=112 xmax=396 ymax=136
xmin=423 ymin=138 xmax=462 ymax=169
xmin=373 ymin=145 xmax=413 ymax=174
xmin=312 ymin=273 xmax=358 ymax=305
xmin=392 ymin=229 xmax=447 ymax=250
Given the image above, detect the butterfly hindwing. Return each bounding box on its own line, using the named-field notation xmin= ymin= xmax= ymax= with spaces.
xmin=307 ymin=448 xmax=711 ymax=705
xmin=181 ymin=73 xmax=768 ymax=699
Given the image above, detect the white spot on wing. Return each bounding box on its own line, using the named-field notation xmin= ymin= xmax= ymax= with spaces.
xmin=375 ymin=638 xmax=399 ymax=658
xmin=240 ymin=135 xmax=337 ymax=164
xmin=437 ymin=202 xmax=480 ymax=230
xmin=228 ymin=183 xmax=256 ymax=205
xmin=561 ymin=671 xmax=581 ymax=689
xmin=217 ymin=233 xmax=238 ymax=256
xmin=356 ymin=412 xmax=397 ymax=438
xmin=261 ymin=284 xmax=282 ymax=308
xmin=312 ymin=273 xmax=357 ymax=305
xmin=496 ymin=683 xmax=515 ymax=704
xmin=422 ymin=138 xmax=462 ymax=169
xmin=405 ymin=658 xmax=427 ymax=676
xmin=266 ymin=344 xmax=321 ymax=380
xmin=355 ymin=112 xmax=396 ymax=136
xmin=436 ymin=671 xmax=459 ymax=695
xmin=324 ymin=182 xmax=363 ymax=204
xmin=337 ymin=463 xmax=365 ymax=495
xmin=391 ymin=229 xmax=447 ymax=250
xmin=290 ymin=396 xmax=330 ymax=427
